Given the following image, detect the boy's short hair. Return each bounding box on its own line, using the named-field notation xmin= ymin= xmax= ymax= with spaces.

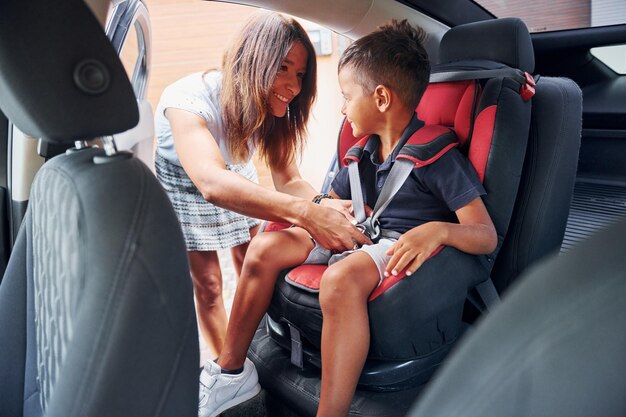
xmin=338 ymin=20 xmax=430 ymax=110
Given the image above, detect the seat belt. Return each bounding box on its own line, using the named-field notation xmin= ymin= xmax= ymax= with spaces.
xmin=346 ymin=125 xmax=458 ymax=242
xmin=348 ymin=157 xmax=414 ymax=242
xmin=430 ymin=67 xmax=536 ymax=102
xmin=429 ymin=67 xmax=526 ymax=84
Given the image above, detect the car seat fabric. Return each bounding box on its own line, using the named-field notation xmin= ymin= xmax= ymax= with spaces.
xmin=0 ymin=148 xmax=200 ymax=417
xmin=408 ymin=216 xmax=626 ymax=417
xmin=256 ymin=17 xmax=534 ymax=397
xmin=438 ymin=18 xmax=534 ymax=71
xmin=490 ymin=76 xmax=582 ymax=294
xmin=0 ymin=218 xmax=28 ymax=417
xmin=0 ymin=0 xmax=199 ymax=414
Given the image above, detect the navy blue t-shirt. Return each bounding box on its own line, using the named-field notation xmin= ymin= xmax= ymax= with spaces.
xmin=332 ymin=117 xmax=486 ymax=234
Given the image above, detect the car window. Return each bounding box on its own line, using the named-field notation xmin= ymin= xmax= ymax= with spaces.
xmin=474 ymin=0 xmax=626 ymax=32
xmin=591 ymin=44 xmax=626 ymax=74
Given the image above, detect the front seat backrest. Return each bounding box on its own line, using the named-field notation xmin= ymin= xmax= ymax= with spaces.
xmin=490 ymin=76 xmax=582 ymax=294
xmin=0 ymin=0 xmax=199 ymax=415
xmin=408 ymin=216 xmax=626 ymax=417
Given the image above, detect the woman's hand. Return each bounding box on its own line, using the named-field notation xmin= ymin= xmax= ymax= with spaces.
xmin=319 ymin=198 xmax=354 ymax=221
xmin=385 ymin=222 xmax=445 ymax=277
xmin=303 ymin=204 xmax=371 ymax=252
xmin=320 ymin=198 xmax=374 ymax=222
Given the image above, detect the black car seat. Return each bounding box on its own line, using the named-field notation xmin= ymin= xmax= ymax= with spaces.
xmin=249 ymin=17 xmax=537 ymax=416
xmin=489 ymin=76 xmax=582 ymax=295
xmin=0 ymin=1 xmax=199 ymax=416
xmin=408 ymin=215 xmax=626 ymax=417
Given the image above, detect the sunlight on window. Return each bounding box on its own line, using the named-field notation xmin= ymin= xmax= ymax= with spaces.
xmin=475 ymin=0 xmax=626 ymax=33
xmin=591 ymin=44 xmax=626 ymax=75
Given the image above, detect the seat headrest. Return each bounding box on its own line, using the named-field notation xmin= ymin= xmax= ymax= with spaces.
xmin=439 ymin=18 xmax=534 ymax=73
xmin=0 ymin=0 xmax=138 ymax=144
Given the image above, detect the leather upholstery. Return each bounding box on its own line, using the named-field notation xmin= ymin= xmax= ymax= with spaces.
xmin=0 ymin=0 xmax=199 ymax=415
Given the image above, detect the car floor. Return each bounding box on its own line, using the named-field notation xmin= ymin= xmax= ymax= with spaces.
xmin=562 ymin=179 xmax=626 ymax=251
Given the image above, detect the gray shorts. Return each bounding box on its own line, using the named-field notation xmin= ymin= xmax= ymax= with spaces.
xmin=303 ymin=238 xmax=397 ymax=286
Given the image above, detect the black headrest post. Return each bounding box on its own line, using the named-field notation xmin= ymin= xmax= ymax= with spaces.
xmin=0 ymin=0 xmax=138 ymax=144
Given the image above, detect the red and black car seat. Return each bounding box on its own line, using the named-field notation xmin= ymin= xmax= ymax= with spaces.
xmin=260 ymin=18 xmax=535 ymax=391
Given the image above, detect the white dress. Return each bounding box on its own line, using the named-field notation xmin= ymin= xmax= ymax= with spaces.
xmin=154 ymin=71 xmax=260 ymax=251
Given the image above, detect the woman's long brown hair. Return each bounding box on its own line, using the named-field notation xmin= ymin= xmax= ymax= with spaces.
xmin=220 ymin=12 xmax=317 ymax=168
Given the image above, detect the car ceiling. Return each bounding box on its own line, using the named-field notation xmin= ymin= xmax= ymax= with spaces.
xmin=209 ymin=0 xmax=452 ymax=62
xmin=39 ymin=0 xmax=626 ymax=133
xmin=399 ymin=0 xmax=493 ymax=27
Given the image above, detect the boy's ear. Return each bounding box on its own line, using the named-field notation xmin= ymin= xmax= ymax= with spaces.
xmin=374 ymin=85 xmax=392 ymax=112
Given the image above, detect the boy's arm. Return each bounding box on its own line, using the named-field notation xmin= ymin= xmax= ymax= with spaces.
xmin=385 ymin=197 xmax=497 ymax=276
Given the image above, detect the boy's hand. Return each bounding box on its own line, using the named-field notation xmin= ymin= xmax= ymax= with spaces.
xmin=385 ymin=222 xmax=445 ymax=277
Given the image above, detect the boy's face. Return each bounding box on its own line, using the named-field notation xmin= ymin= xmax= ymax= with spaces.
xmin=339 ymin=66 xmax=380 ymax=138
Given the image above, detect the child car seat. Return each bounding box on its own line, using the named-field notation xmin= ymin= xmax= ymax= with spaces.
xmin=250 ymin=16 xmax=534 ymax=409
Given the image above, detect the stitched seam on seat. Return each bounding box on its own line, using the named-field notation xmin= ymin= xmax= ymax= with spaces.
xmin=153 ymin=311 xmax=196 ymax=416
xmin=70 ymin=162 xmax=148 ymax=417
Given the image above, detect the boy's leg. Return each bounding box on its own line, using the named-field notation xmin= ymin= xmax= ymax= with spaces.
xmin=317 ymin=251 xmax=381 ymax=417
xmin=218 ymin=227 xmax=314 ymax=371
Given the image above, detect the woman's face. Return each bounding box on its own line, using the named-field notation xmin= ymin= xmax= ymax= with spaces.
xmin=269 ymin=42 xmax=308 ymax=118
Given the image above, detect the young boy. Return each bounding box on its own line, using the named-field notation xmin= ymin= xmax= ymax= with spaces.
xmin=199 ymin=20 xmax=497 ymax=417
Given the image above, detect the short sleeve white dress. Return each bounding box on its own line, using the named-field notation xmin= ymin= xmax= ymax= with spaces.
xmin=154 ymin=71 xmax=260 ymax=251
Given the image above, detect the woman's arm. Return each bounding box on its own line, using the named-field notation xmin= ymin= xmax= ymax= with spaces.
xmin=269 ymin=155 xmax=317 ymax=199
xmin=168 ymin=108 xmax=369 ymax=250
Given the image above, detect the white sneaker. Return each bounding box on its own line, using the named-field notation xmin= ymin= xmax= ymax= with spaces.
xmin=198 ymin=357 xmax=261 ymax=417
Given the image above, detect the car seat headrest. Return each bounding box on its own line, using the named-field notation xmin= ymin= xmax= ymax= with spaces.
xmin=439 ymin=17 xmax=534 ymax=73
xmin=0 ymin=0 xmax=138 ymax=144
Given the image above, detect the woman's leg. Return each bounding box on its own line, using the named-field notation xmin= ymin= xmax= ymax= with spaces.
xmin=188 ymin=250 xmax=227 ymax=358
xmin=230 ymin=224 xmax=261 ymax=277
xmin=218 ymin=227 xmax=314 ymax=371
xmin=317 ymin=252 xmax=381 ymax=417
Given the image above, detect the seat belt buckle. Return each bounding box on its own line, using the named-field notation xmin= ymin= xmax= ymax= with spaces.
xmin=519 ymin=71 xmax=536 ymax=102
xmin=288 ymin=323 xmax=304 ymax=369
xmin=357 ymin=217 xmax=381 ymax=243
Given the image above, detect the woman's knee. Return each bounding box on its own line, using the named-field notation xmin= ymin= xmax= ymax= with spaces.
xmin=189 ymin=257 xmax=223 ymax=303
xmin=192 ymin=272 xmax=223 ymax=302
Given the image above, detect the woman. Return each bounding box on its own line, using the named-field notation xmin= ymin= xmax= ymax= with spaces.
xmin=154 ymin=12 xmax=368 ymax=358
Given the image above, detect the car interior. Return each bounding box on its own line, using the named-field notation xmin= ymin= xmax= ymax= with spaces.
xmin=0 ymin=0 xmax=624 ymax=416
xmin=250 ymin=15 xmax=585 ymax=417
